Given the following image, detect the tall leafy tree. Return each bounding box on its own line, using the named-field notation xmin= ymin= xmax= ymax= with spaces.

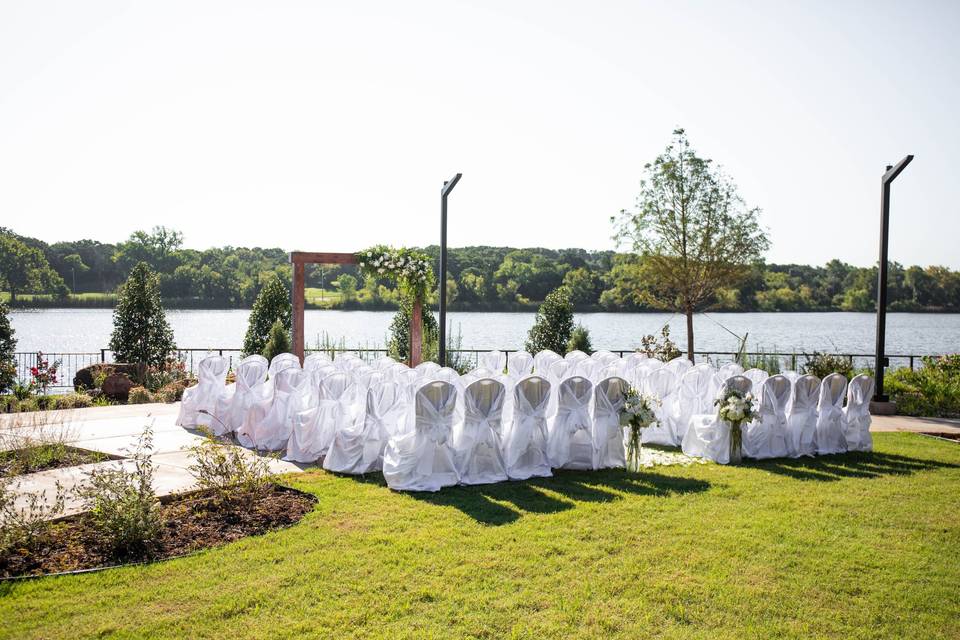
xmin=0 ymin=301 xmax=16 ymax=392
xmin=525 ymin=287 xmax=575 ymax=355
xmin=243 ymin=274 xmax=291 ymax=356
xmin=0 ymin=233 xmax=67 ymax=302
xmin=613 ymin=129 xmax=770 ymax=360
xmin=109 ymin=262 xmax=176 ymax=367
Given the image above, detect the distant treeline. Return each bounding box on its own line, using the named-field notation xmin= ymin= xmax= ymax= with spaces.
xmin=3 ymin=226 xmax=960 ymax=313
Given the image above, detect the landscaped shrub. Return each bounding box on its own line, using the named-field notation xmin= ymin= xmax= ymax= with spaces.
xmin=0 ymin=477 xmax=66 ymax=564
xmin=243 ymin=274 xmax=291 ymax=357
xmin=525 ymin=287 xmax=574 ymax=355
xmin=188 ymin=432 xmax=276 ymax=509
xmin=567 ymin=323 xmax=593 ymax=355
xmin=127 ymin=386 xmax=154 ymax=404
xmin=0 ymin=301 xmax=16 ymax=394
xmin=886 ymin=355 xmax=960 ymax=418
xmin=639 ymin=326 xmax=682 ymax=361
xmin=78 ymin=426 xmax=163 ymax=560
xmin=387 ymin=298 xmax=439 ymax=363
xmin=262 ymin=319 xmax=291 ymax=362
xmin=56 ymin=393 xmax=93 ymax=410
xmin=109 ymin=262 xmax=176 ymax=368
xmin=802 ymin=352 xmax=854 ymax=379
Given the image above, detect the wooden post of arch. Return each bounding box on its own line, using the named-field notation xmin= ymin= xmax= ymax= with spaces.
xmin=290 ymin=251 xmax=423 ymax=367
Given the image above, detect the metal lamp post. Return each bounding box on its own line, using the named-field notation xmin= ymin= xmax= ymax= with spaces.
xmin=872 ymin=154 xmax=913 ymax=410
xmin=438 ymin=173 xmax=462 ymax=366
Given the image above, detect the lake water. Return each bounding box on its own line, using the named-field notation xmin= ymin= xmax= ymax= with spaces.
xmin=9 ymin=309 xmax=960 ymax=360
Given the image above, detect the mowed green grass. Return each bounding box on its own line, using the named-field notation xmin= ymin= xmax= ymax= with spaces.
xmin=2 ymin=433 xmax=959 ymax=639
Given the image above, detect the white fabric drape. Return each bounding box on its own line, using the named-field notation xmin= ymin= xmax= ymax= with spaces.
xmin=212 ymin=355 xmax=268 ymax=436
xmin=324 ymin=382 xmax=404 ymax=474
xmin=238 ymin=367 xmax=306 ymax=451
xmin=642 ymin=369 xmax=679 ymax=445
xmin=383 ymin=381 xmax=460 ymax=491
xmin=843 ymin=374 xmax=875 ymax=452
xmin=674 ymin=366 xmax=715 ymax=442
xmin=502 ymin=376 xmax=552 ymax=480
xmin=786 ymin=375 xmax=820 ymax=457
xmin=533 ymin=350 xmax=561 ymax=376
xmin=681 ymin=376 xmax=754 ymax=464
xmin=285 ymin=373 xmax=358 ymax=463
xmin=743 ymin=375 xmax=791 ymax=459
xmin=593 ymin=377 xmax=628 ymax=469
xmin=815 ymin=373 xmax=848 ymax=455
xmin=479 ymin=351 xmax=506 ymax=374
xmin=452 ymin=379 xmax=509 ymax=485
xmin=176 ymin=355 xmax=229 ymax=428
xmin=547 ymin=376 xmax=594 ymax=470
xmin=507 ymin=352 xmax=534 ymax=382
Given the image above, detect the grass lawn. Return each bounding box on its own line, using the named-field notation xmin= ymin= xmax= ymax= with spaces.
xmin=304 ymin=287 xmax=342 ymax=308
xmin=2 ymin=432 xmax=959 ymax=639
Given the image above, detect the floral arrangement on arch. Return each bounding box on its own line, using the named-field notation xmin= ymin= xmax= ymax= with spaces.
xmin=356 ymin=245 xmax=434 ymax=300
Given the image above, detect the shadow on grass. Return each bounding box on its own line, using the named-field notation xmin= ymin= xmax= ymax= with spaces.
xmin=746 ymin=451 xmax=960 ymax=482
xmin=406 ymin=470 xmax=710 ymax=525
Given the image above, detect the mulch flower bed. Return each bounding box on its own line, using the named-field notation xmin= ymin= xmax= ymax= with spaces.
xmin=0 ymin=445 xmax=112 ymax=476
xmin=1 ymin=486 xmax=315 ymax=579
xmin=921 ymin=431 xmax=960 ymax=442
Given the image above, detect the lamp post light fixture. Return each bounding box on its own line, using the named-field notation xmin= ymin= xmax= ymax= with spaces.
xmin=438 ymin=173 xmax=462 ymax=366
xmin=872 ymin=154 xmax=913 ymax=413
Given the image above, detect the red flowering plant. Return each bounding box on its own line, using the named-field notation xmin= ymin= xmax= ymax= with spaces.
xmin=30 ymin=351 xmax=61 ymax=394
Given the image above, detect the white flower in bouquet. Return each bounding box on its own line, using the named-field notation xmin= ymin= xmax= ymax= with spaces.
xmin=620 ymin=386 xmax=659 ymax=471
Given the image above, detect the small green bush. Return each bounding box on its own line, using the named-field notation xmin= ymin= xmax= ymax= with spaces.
xmin=15 ymin=398 xmax=38 ymax=413
xmin=886 ymin=355 xmax=960 ymax=418
xmin=566 ymin=323 xmax=593 ymax=355
xmin=526 ymin=287 xmax=574 ymax=355
xmin=0 ymin=477 xmax=66 ymax=561
xmin=801 ymin=352 xmax=854 ymax=379
xmin=262 ymin=319 xmax=291 ymax=362
xmin=78 ymin=426 xmax=162 ymax=560
xmin=127 ymin=386 xmax=154 ymax=404
xmin=56 ymin=393 xmax=93 ymax=410
xmin=188 ymin=431 xmax=276 ymax=509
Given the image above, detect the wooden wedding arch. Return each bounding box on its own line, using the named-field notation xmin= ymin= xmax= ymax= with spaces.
xmin=289 ymin=251 xmax=423 ymax=366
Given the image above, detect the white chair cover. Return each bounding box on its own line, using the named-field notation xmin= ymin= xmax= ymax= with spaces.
xmin=479 ymin=351 xmax=506 ymax=374
xmin=843 ymin=374 xmax=875 ymax=452
xmin=269 ymin=352 xmax=301 ymax=377
xmin=781 ymin=370 xmax=799 ymax=383
xmin=591 ymin=351 xmax=619 ymax=365
xmin=571 ymin=358 xmax=598 ymax=382
xmin=815 ymin=373 xmax=848 ymax=455
xmin=383 ymin=381 xmax=460 ymax=492
xmin=507 ymin=352 xmax=534 ymax=381
xmin=674 ymin=366 xmax=715 ymax=442
xmin=303 ymin=352 xmax=332 ymax=374
xmin=324 ymin=382 xmax=403 ymax=474
xmin=743 ymin=368 xmax=769 ymax=390
xmin=212 ymin=355 xmax=268 ymax=436
xmin=285 ymin=373 xmax=357 ymax=462
xmin=502 ymin=376 xmax=552 ymax=480
xmin=642 ymin=368 xmax=679 ymax=446
xmin=786 ymin=375 xmax=820 ymax=457
xmin=238 ymin=367 xmax=307 ymax=450
xmin=176 ymin=355 xmax=229 ymax=428
xmin=373 ymin=355 xmax=397 ymax=370
xmin=665 ymin=357 xmax=692 ymax=377
xmin=415 ymin=361 xmax=442 ymax=378
xmin=533 ymin=350 xmax=561 ymax=375
xmin=564 ymin=350 xmax=589 ymax=363
xmin=547 ymin=376 xmax=594 ymax=470
xmin=681 ymin=375 xmax=753 ymax=463
xmin=593 ymin=377 xmax=628 ymax=469
xmin=743 ymin=375 xmax=791 ymax=459
xmin=452 ymin=379 xmax=508 ymax=485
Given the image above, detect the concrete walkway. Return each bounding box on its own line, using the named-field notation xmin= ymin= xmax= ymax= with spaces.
xmin=0 ymin=403 xmax=305 ymax=518
xmin=2 ymin=403 xmax=957 ymax=519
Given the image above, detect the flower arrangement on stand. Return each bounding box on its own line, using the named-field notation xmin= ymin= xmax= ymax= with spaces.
xmin=619 ymin=386 xmax=659 ymax=471
xmin=715 ymin=388 xmax=755 ymax=464
xmin=356 ymin=246 xmax=434 ymax=301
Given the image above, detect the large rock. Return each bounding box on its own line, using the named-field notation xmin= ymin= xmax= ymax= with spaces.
xmin=73 ymin=363 xmax=145 ymax=391
xmin=101 ymin=372 xmax=136 ymax=402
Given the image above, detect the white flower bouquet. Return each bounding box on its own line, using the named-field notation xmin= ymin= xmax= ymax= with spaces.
xmin=619 ymin=386 xmax=658 ymax=471
xmin=715 ymin=389 xmax=755 ymax=464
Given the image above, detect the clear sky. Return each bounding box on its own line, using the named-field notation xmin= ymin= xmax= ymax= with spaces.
xmin=1 ymin=1 xmax=957 ymax=267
